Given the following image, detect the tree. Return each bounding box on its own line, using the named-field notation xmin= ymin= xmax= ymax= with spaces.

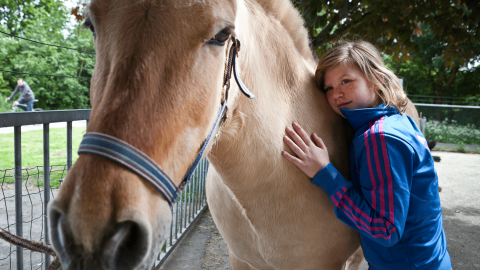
xmin=0 ymin=0 xmax=95 ymax=110
xmin=383 ymin=23 xmax=480 ymax=104
xmin=294 ymin=0 xmax=480 ymax=65
xmin=0 ymin=0 xmax=56 ymax=35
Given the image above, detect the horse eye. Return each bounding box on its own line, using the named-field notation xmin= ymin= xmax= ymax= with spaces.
xmin=83 ymin=18 xmax=96 ymax=38
xmin=206 ymin=29 xmax=231 ymax=46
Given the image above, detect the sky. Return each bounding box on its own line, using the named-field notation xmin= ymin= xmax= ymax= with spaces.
xmin=62 ymin=0 xmax=86 ymax=36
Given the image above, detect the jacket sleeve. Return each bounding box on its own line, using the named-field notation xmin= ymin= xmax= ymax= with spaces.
xmin=312 ymin=133 xmax=414 ymax=247
xmin=8 ymin=86 xmax=19 ymax=100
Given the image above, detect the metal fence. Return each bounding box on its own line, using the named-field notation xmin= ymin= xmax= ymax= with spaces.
xmin=0 ymin=110 xmax=209 ymax=270
xmin=413 ymin=104 xmax=480 ymax=145
xmin=409 ymin=94 xmax=480 ymax=107
xmin=153 ymin=158 xmax=209 ymax=269
xmin=414 ymin=103 xmax=480 ymax=127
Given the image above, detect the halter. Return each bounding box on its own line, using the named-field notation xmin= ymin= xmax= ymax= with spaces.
xmin=78 ymin=36 xmax=254 ymax=205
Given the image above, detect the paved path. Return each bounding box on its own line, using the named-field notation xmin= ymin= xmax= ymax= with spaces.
xmin=159 ymin=211 xmax=231 ymax=270
xmin=437 ymin=142 xmax=480 ymax=150
xmin=161 ymin=151 xmax=480 ymax=269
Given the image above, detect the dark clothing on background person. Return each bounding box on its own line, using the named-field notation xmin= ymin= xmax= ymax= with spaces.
xmin=8 ymin=82 xmax=35 ymax=102
xmin=8 ymin=82 xmax=35 ymax=111
xmin=17 ymin=99 xmax=34 ymax=111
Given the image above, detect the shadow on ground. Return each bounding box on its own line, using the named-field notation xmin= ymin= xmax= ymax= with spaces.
xmin=442 ymin=207 xmax=480 ymax=270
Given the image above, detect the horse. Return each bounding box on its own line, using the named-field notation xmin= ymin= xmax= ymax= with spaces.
xmin=48 ymin=0 xmax=419 ymax=269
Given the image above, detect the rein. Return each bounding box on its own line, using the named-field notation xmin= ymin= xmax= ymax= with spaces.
xmin=78 ymin=36 xmax=254 ymax=205
xmin=0 ymin=227 xmax=61 ymax=270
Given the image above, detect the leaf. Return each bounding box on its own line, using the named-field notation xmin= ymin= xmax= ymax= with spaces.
xmin=70 ymin=6 xmax=84 ymax=22
xmin=71 ymin=6 xmax=79 ymax=16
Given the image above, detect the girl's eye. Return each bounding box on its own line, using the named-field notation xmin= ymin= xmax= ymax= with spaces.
xmin=341 ymin=79 xmax=350 ymax=85
xmin=206 ymin=28 xmax=231 ymax=46
xmin=324 ymin=87 xmax=333 ymax=92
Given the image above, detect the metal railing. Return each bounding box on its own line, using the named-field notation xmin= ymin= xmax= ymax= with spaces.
xmin=1 ymin=110 xmax=90 ymax=270
xmin=154 ymin=158 xmax=209 ymax=269
xmin=0 ymin=110 xmax=209 ymax=270
xmin=414 ymin=103 xmax=480 ymax=127
xmin=414 ymin=103 xmax=480 ymax=146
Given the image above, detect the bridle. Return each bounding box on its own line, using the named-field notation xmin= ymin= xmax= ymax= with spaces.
xmin=78 ymin=36 xmax=255 ymax=205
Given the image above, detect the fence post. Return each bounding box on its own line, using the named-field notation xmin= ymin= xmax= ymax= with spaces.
xmin=14 ymin=126 xmax=23 ymax=270
xmin=67 ymin=121 xmax=72 ymax=171
xmin=420 ymin=117 xmax=426 ymax=135
xmin=43 ymin=124 xmax=51 ymax=269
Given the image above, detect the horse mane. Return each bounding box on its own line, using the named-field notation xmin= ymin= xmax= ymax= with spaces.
xmin=255 ymin=0 xmax=314 ymax=62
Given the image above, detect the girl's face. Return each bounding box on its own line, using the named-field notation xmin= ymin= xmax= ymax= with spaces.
xmin=323 ymin=63 xmax=379 ymax=118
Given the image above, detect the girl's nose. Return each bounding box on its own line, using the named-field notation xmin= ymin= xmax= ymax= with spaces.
xmin=330 ymin=87 xmax=343 ymax=99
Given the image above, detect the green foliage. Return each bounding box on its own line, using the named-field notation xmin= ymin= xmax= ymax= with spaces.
xmin=295 ymin=0 xmax=480 ymax=64
xmin=456 ymin=141 xmax=467 ymax=153
xmin=0 ymin=1 xmax=95 ymax=110
xmin=425 ymin=119 xmax=480 ymax=145
xmin=0 ymin=93 xmax=11 ymax=111
xmin=384 ymin=24 xmax=480 ymax=100
xmin=0 ymin=0 xmax=56 ymax=35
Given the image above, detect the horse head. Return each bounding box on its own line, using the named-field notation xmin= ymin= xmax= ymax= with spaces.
xmin=48 ymin=0 xmax=248 ymax=268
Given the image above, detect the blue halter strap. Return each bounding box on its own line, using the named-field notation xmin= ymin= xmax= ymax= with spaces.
xmin=78 ymin=37 xmax=253 ymax=205
xmin=78 ymin=132 xmax=180 ymax=203
xmin=78 ymin=102 xmax=226 ymax=205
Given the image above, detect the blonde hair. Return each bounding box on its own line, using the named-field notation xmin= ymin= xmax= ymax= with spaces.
xmin=315 ymin=40 xmax=408 ymax=113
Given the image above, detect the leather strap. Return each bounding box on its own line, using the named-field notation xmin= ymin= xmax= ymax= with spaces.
xmin=78 ymin=36 xmax=254 ymax=204
xmin=78 ymin=132 xmax=181 ymax=204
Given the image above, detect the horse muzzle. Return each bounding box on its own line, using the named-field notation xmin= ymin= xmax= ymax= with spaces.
xmin=49 ymin=203 xmax=157 ymax=270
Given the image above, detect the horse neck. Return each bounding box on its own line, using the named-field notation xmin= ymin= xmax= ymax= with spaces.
xmin=207 ymin=0 xmax=348 ymax=200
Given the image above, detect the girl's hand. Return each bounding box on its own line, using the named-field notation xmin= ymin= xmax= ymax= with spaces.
xmin=282 ymin=122 xmax=330 ymax=178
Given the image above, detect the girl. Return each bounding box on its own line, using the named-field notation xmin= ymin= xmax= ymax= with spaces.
xmin=282 ymin=41 xmax=451 ymax=270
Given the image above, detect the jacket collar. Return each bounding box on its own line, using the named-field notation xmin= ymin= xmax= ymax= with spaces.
xmin=340 ymin=104 xmax=399 ymax=131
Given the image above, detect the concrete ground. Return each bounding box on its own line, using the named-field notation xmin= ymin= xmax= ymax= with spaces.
xmin=160 ymin=151 xmax=480 ymax=270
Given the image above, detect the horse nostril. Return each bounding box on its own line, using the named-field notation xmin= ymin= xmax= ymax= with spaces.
xmin=48 ymin=206 xmax=73 ymax=268
xmin=102 ymin=221 xmax=150 ymax=270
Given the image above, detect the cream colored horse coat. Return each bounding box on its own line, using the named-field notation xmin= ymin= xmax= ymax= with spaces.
xmin=206 ymin=0 xmax=361 ymax=269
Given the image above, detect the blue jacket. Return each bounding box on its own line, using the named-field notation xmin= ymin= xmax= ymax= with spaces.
xmin=313 ymin=104 xmax=451 ymax=270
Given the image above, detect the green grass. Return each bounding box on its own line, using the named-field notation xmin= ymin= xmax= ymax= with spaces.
xmin=0 ymin=127 xmax=86 ymax=187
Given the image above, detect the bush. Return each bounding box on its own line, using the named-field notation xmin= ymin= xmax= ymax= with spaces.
xmin=425 ymin=119 xmax=480 ymax=145
xmin=0 ymin=94 xmax=10 ymax=112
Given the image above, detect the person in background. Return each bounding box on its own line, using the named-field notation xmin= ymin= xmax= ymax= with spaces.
xmin=5 ymin=78 xmax=35 ymax=111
